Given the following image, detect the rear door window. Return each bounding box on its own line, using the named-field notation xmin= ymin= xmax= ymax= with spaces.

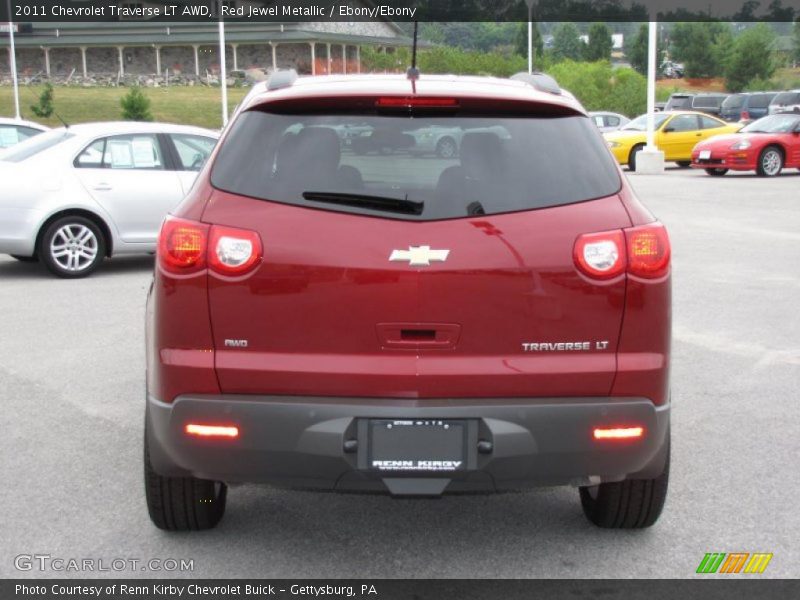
xmin=699 ymin=116 xmax=725 ymax=129
xmin=748 ymin=94 xmax=775 ymax=109
xmin=211 ymin=110 xmax=621 ymax=221
xmin=169 ymin=134 xmax=217 ymax=171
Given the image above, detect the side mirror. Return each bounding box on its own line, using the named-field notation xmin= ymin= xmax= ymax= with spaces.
xmin=662 ymin=126 xmax=674 ymax=133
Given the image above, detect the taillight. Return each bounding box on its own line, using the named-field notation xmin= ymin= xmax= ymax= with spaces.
xmin=625 ymin=223 xmax=670 ymax=279
xmin=573 ymin=229 xmax=626 ymax=279
xmin=740 ymin=110 xmax=750 ymax=121
xmin=208 ymin=225 xmax=262 ymax=275
xmin=158 ymin=216 xmax=262 ymax=276
xmin=158 ymin=216 xmax=209 ymax=273
xmin=574 ymin=223 xmax=670 ymax=280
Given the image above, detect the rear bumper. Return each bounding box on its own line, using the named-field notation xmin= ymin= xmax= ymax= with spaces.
xmin=146 ymin=394 xmax=670 ymax=495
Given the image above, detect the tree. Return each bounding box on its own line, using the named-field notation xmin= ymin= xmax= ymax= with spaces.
xmin=584 ymin=22 xmax=613 ymax=62
xmin=514 ymin=21 xmax=544 ymax=66
xmin=120 ymin=86 xmax=153 ymax=121
xmin=30 ymin=83 xmax=55 ymax=119
xmin=793 ymin=18 xmax=800 ymax=64
xmin=725 ymin=23 xmax=777 ymax=92
xmin=551 ymin=22 xmax=583 ymax=62
xmin=548 ymin=61 xmax=648 ymax=117
xmin=670 ymin=22 xmax=731 ymax=78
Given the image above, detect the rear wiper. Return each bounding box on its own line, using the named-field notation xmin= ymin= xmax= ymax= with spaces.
xmin=302 ymin=191 xmax=424 ymax=215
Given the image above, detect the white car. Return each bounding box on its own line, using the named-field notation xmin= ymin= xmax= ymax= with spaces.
xmin=0 ymin=117 xmax=49 ymax=149
xmin=0 ymin=121 xmax=218 ymax=277
xmin=589 ymin=112 xmax=631 ymax=133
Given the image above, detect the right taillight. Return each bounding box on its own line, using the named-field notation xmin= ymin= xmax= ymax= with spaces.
xmin=574 ymin=223 xmax=670 ymax=280
xmin=625 ymin=223 xmax=670 ymax=279
xmin=158 ymin=216 xmax=262 ymax=276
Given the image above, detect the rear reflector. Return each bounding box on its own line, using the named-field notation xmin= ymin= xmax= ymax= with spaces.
xmin=376 ymin=96 xmax=459 ymax=108
xmin=593 ymin=427 xmax=644 ymax=440
xmin=185 ymin=423 xmax=239 ymax=438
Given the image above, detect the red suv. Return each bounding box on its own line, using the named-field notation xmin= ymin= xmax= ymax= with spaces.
xmin=144 ymin=71 xmax=671 ymax=531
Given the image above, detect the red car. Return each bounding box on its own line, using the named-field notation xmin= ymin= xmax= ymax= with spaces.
xmin=691 ymin=113 xmax=800 ymax=176
xmin=144 ymin=71 xmax=672 ymax=531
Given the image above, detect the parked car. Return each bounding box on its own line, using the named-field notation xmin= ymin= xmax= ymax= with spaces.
xmin=407 ymin=125 xmax=510 ymax=158
xmin=665 ymin=93 xmax=729 ymax=116
xmin=768 ymin=90 xmax=800 ymax=115
xmin=719 ymin=92 xmax=778 ymax=123
xmin=604 ymin=111 xmax=740 ymax=170
xmin=144 ymin=70 xmax=672 ymax=531
xmin=0 ymin=122 xmax=218 ymax=277
xmin=691 ymin=113 xmax=800 ymax=177
xmin=660 ymin=61 xmax=684 ymax=79
xmin=0 ymin=117 xmax=49 ymax=149
xmin=589 ymin=111 xmax=631 ymax=133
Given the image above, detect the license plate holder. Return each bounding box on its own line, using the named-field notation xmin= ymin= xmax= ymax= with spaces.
xmin=699 ymin=150 xmax=711 ymax=160
xmin=365 ymin=419 xmax=468 ymax=473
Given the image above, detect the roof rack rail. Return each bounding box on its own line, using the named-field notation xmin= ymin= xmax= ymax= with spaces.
xmin=267 ymin=69 xmax=298 ymax=91
xmin=510 ymin=72 xmax=562 ymax=95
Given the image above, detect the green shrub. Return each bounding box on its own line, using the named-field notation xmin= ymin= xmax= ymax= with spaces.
xmin=548 ymin=61 xmax=648 ymax=117
xmin=120 ymin=86 xmax=153 ymax=121
xmin=30 ymin=83 xmax=55 ymax=118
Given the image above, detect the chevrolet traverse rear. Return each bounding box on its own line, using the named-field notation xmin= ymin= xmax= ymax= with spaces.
xmin=145 ymin=72 xmax=671 ymax=530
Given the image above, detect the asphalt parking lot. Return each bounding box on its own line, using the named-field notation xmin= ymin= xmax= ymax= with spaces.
xmin=1 ymin=167 xmax=798 ymax=579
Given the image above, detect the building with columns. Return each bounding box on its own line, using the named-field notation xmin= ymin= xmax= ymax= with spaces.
xmin=1 ymin=2 xmax=408 ymax=80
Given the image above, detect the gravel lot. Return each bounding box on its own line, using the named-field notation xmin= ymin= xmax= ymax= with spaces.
xmin=1 ymin=167 xmax=798 ymax=578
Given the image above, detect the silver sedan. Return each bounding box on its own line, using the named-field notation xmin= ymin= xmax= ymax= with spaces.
xmin=0 ymin=121 xmax=217 ymax=278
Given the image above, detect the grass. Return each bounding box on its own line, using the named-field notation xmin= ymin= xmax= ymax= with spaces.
xmin=0 ymin=85 xmax=249 ymax=129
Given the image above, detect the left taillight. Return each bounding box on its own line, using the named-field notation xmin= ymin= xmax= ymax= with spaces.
xmin=158 ymin=216 xmax=209 ymax=273
xmin=158 ymin=216 xmax=262 ymax=276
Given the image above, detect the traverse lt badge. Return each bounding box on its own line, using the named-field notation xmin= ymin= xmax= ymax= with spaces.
xmin=389 ymin=245 xmax=450 ymax=267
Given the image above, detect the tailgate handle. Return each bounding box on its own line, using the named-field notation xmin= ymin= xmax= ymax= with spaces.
xmin=377 ymin=323 xmax=461 ymax=350
xmin=401 ymin=329 xmax=436 ymax=342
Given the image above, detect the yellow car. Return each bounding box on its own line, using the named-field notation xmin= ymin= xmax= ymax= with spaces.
xmin=604 ymin=111 xmax=741 ymax=171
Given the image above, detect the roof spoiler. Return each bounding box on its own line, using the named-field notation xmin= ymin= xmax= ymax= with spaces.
xmin=267 ymin=69 xmax=298 ymax=91
xmin=510 ymin=72 xmax=562 ymax=96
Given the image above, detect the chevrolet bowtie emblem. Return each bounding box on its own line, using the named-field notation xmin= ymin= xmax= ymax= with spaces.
xmin=389 ymin=245 xmax=450 ymax=267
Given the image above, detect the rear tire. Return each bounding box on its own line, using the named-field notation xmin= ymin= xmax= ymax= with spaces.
xmin=705 ymin=168 xmax=729 ymax=176
xmin=579 ymin=439 xmax=669 ymax=529
xmin=628 ymin=144 xmax=644 ymax=172
xmin=144 ymin=433 xmax=227 ymax=531
xmin=676 ymin=160 xmax=691 ymax=168
xmin=10 ymin=254 xmax=38 ymax=262
xmin=756 ymin=146 xmax=783 ymax=177
xmin=39 ymin=216 xmax=105 ymax=278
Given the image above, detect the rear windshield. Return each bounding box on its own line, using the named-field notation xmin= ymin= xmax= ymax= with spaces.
xmin=693 ymin=95 xmax=725 ymax=108
xmin=667 ymin=95 xmax=691 ymax=108
xmin=772 ymin=92 xmax=800 ymax=105
xmin=0 ymin=129 xmax=74 ymax=162
xmin=211 ymin=110 xmax=621 ymax=221
xmin=722 ymin=95 xmax=744 ymax=109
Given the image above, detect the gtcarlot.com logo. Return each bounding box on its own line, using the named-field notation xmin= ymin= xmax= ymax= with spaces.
xmin=14 ymin=554 xmax=194 ymax=573
xmin=696 ymin=552 xmax=773 ymax=574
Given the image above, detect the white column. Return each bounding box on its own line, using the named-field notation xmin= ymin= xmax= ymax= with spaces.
xmin=309 ymin=42 xmax=315 ymax=75
xmin=193 ymin=44 xmax=200 ymax=77
xmin=155 ymin=45 xmax=161 ymax=75
xmin=270 ymin=42 xmax=277 ymax=71
xmin=43 ymin=47 xmax=50 ymax=78
xmin=635 ymin=20 xmax=665 ymax=174
xmin=80 ymin=47 xmax=88 ymax=78
xmin=117 ymin=46 xmax=124 ymax=77
xmin=218 ymin=18 xmax=228 ymax=127
xmin=231 ymin=43 xmax=238 ymax=71
xmin=645 ymin=21 xmax=657 ymax=150
xmin=7 ymin=24 xmax=20 ymax=119
xmin=342 ymin=45 xmax=347 ymax=74
xmin=326 ymin=43 xmax=331 ymax=74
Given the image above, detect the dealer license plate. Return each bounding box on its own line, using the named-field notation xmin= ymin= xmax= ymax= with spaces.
xmin=368 ymin=419 xmax=467 ymax=473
